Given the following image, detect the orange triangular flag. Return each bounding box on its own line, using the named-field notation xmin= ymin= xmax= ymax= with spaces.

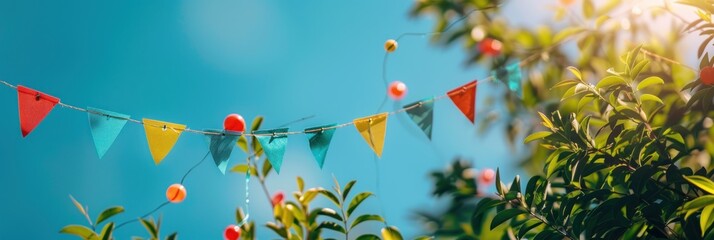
xmin=17 ymin=86 xmax=60 ymax=137
xmin=353 ymin=113 xmax=388 ymax=157
xmin=142 ymin=118 xmax=186 ymax=164
xmin=448 ymin=80 xmax=477 ymax=123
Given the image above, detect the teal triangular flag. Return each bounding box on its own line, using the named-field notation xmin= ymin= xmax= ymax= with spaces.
xmin=491 ymin=63 xmax=523 ymax=97
xmin=305 ymin=125 xmax=337 ymax=169
xmin=205 ymin=130 xmax=239 ymax=174
xmin=404 ymin=99 xmax=434 ymax=139
xmin=87 ymin=107 xmax=130 ymax=159
xmin=254 ymin=128 xmax=289 ymax=174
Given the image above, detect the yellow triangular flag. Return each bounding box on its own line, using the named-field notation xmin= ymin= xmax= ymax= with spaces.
xmin=353 ymin=113 xmax=388 ymax=157
xmin=142 ymin=118 xmax=186 ymax=164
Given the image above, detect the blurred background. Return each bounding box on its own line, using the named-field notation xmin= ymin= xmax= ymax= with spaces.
xmin=0 ymin=0 xmax=698 ymax=239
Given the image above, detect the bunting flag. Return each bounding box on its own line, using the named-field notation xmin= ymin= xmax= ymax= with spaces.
xmin=492 ymin=63 xmax=523 ymax=97
xmin=254 ymin=128 xmax=289 ymax=174
xmin=353 ymin=113 xmax=388 ymax=157
xmin=448 ymin=80 xmax=477 ymax=123
xmin=404 ymin=99 xmax=434 ymax=139
xmin=87 ymin=107 xmax=130 ymax=159
xmin=204 ymin=130 xmax=239 ymax=174
xmin=305 ymin=124 xmax=337 ymax=169
xmin=142 ymin=118 xmax=186 ymax=165
xmin=17 ymin=85 xmax=60 ymax=137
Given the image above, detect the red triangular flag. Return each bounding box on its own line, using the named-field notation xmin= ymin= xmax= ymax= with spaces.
xmin=448 ymin=80 xmax=477 ymax=123
xmin=17 ymin=85 xmax=60 ymax=137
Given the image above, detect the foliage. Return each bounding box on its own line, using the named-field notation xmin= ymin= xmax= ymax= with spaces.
xmin=61 ymin=195 xmax=177 ymax=240
xmin=230 ymin=116 xmax=401 ymax=239
xmin=414 ymin=160 xmax=508 ymax=239
xmin=410 ymin=0 xmax=689 ymax=174
xmin=412 ymin=0 xmax=714 ymax=239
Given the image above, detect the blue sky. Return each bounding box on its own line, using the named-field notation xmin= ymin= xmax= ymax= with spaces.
xmin=0 ymin=1 xmax=553 ymax=239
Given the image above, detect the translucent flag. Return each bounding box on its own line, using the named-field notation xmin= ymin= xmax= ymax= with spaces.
xmin=254 ymin=128 xmax=289 ymax=174
xmin=142 ymin=119 xmax=186 ymax=165
xmin=305 ymin=124 xmax=337 ymax=169
xmin=353 ymin=113 xmax=388 ymax=157
xmin=87 ymin=107 xmax=129 ymax=159
xmin=492 ymin=63 xmax=522 ymax=97
xmin=204 ymin=130 xmax=239 ymax=174
xmin=404 ymin=99 xmax=434 ymax=139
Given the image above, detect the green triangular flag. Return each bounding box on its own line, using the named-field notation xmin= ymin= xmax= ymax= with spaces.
xmin=404 ymin=99 xmax=434 ymax=139
xmin=491 ymin=63 xmax=523 ymax=97
xmin=305 ymin=124 xmax=337 ymax=169
xmin=254 ymin=128 xmax=289 ymax=174
xmin=204 ymin=130 xmax=239 ymax=174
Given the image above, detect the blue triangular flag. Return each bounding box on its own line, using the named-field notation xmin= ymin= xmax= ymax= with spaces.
xmin=205 ymin=130 xmax=239 ymax=174
xmin=254 ymin=128 xmax=289 ymax=174
xmin=491 ymin=63 xmax=523 ymax=97
xmin=404 ymin=99 xmax=434 ymax=139
xmin=87 ymin=107 xmax=130 ymax=159
xmin=305 ymin=125 xmax=337 ymax=169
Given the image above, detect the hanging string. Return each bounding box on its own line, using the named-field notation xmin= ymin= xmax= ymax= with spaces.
xmin=115 ymin=151 xmax=211 ymax=230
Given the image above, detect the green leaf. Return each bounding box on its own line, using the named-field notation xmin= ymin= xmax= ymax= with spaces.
xmin=99 ymin=223 xmax=114 ymax=240
xmin=684 ymin=175 xmax=714 ymax=194
xmin=296 ymin=176 xmax=305 ymax=193
xmin=266 ymin=222 xmax=288 ymax=238
xmin=538 ymin=112 xmax=555 ymax=130
xmin=518 ymin=219 xmax=543 ymax=239
xmin=381 ymin=226 xmax=404 ymax=240
xmin=165 ymin=232 xmax=178 ymax=240
xmin=701 ymin=205 xmax=714 ymax=236
xmin=69 ymin=195 xmax=87 ymax=217
xmin=347 ymin=192 xmax=374 ymax=217
xmin=596 ymin=76 xmax=626 ymax=89
xmin=640 ymin=94 xmax=663 ymax=105
xmin=350 ymin=214 xmax=385 ymax=229
xmin=583 ymin=0 xmax=594 ymax=18
xmin=230 ymin=164 xmax=257 ymax=176
xmin=524 ymin=131 xmax=552 ymax=143
xmin=139 ymin=218 xmax=158 ymax=238
xmin=237 ymin=136 xmax=248 ymax=153
xmin=299 ymin=188 xmax=319 ymax=204
xmin=262 ymin=158 xmax=273 ymax=177
xmin=552 ymin=79 xmax=579 ymax=89
xmin=683 ymin=196 xmax=714 ymax=211
xmin=566 ymin=66 xmax=583 ymax=80
xmin=318 ymin=221 xmax=346 ymax=233
xmin=59 ymin=225 xmax=98 ymax=239
xmin=554 ymin=27 xmax=585 ymax=43
xmin=490 ymin=208 xmax=527 ymax=230
xmin=314 ymin=208 xmax=343 ymax=222
xmin=356 ymin=234 xmax=381 ymax=240
xmin=637 ymin=76 xmax=664 ymax=91
xmin=342 ymin=180 xmax=357 ymax=201
xmin=318 ymin=188 xmax=341 ymax=207
xmin=496 ymin=169 xmax=504 ymax=195
xmin=96 ymin=206 xmax=124 ymax=225
xmin=250 ymin=116 xmax=264 ymax=132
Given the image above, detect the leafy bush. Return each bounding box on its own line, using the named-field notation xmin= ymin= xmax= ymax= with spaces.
xmin=412 ymin=0 xmax=714 ymax=239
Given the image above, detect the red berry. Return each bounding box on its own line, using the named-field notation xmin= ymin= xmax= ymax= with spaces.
xmin=271 ymin=191 xmax=284 ymax=206
xmin=479 ymin=38 xmax=502 ymax=57
xmin=388 ymin=81 xmax=408 ymax=100
xmin=701 ymin=67 xmax=714 ymax=86
xmin=166 ymin=184 xmax=187 ymax=203
xmin=479 ymin=169 xmax=496 ymax=184
xmin=224 ymin=114 xmax=246 ymax=132
xmin=224 ymin=225 xmax=241 ymax=240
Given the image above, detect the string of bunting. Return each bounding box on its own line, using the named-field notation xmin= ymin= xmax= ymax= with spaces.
xmin=0 ymin=45 xmax=693 ymax=175
xmin=0 ymin=61 xmax=522 ymax=174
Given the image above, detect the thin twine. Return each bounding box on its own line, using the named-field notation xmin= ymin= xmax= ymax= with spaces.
xmin=115 ymin=151 xmax=211 ymax=230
